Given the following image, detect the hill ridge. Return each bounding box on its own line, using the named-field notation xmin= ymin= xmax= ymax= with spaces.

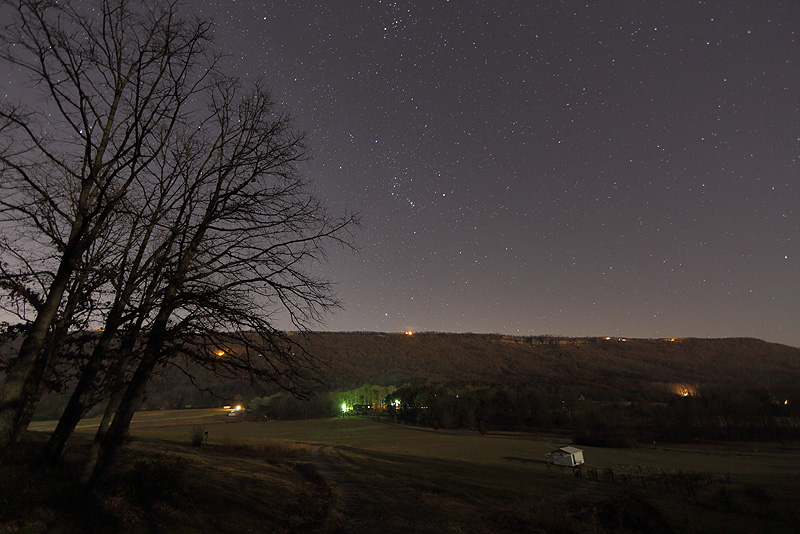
xmin=290 ymin=331 xmax=800 ymax=390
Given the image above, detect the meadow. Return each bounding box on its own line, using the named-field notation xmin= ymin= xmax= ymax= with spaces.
xmin=30 ymin=409 xmax=800 ymax=482
xmin=20 ymin=409 xmax=800 ymax=533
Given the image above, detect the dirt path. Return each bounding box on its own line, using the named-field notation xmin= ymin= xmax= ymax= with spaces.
xmin=307 ymin=445 xmax=442 ymax=534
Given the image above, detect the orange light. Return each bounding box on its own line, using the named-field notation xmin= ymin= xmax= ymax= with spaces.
xmin=405 ymin=331 xmax=414 ymax=336
xmin=216 ymin=350 xmax=225 ymax=357
xmin=673 ymin=384 xmax=696 ymax=397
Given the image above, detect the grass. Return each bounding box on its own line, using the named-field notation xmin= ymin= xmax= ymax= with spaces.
xmin=11 ymin=409 xmax=800 ymax=533
xmin=0 ymin=435 xmax=332 ymax=534
xmin=214 ymin=438 xmax=311 ymax=459
xmin=27 ymin=408 xmax=228 ymax=433
xmin=107 ymin=412 xmax=799 ymax=482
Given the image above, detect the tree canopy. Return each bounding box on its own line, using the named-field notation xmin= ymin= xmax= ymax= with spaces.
xmin=0 ymin=0 xmax=355 ymax=482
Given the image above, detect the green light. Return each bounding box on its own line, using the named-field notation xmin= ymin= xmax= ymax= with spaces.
xmin=341 ymin=403 xmax=347 ymax=412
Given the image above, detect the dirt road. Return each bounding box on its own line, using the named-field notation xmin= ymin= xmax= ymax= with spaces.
xmin=306 ymin=445 xmax=442 ymax=534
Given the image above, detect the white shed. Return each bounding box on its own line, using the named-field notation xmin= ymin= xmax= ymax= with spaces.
xmin=550 ymin=446 xmax=584 ymax=467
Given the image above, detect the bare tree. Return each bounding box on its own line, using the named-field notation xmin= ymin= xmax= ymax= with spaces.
xmin=10 ymin=244 xmax=108 ymax=441
xmin=0 ymin=0 xmax=213 ymax=451
xmin=87 ymin=78 xmax=355 ymax=483
xmin=40 ymin=169 xmax=177 ymax=466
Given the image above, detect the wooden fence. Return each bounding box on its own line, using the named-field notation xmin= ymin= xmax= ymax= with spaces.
xmin=557 ymin=464 xmax=732 ymax=499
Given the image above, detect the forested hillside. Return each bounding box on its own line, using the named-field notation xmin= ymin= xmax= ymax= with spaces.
xmin=299 ymin=332 xmax=800 ymax=391
xmin=20 ymin=332 xmax=800 ymax=418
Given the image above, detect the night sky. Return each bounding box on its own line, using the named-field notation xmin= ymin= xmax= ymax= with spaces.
xmin=187 ymin=1 xmax=799 ymax=346
xmin=4 ymin=1 xmax=798 ymax=346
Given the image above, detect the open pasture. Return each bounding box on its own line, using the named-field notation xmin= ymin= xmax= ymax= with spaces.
xmin=38 ymin=409 xmax=796 ymax=482
xmin=27 ymin=409 xmax=800 ymax=532
xmin=28 ymin=407 xmax=228 ymax=433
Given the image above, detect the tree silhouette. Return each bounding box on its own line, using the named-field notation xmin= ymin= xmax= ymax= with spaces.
xmin=0 ymin=1 xmax=355 ymax=478
xmin=0 ymin=0 xmax=214 ymax=452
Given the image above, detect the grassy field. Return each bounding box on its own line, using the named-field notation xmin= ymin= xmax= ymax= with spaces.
xmin=13 ymin=409 xmax=800 ymax=533
xmin=32 ymin=409 xmax=799 ymax=482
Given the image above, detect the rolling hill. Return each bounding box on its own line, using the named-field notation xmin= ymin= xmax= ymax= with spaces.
xmin=19 ymin=332 xmax=800 ymax=417
xmin=298 ymin=332 xmax=799 ymax=391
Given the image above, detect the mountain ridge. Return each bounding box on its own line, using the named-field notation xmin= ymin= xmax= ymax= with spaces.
xmin=295 ymin=332 xmax=800 ymax=390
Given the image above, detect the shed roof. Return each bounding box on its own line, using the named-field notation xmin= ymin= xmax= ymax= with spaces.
xmin=553 ymin=446 xmax=583 ymax=455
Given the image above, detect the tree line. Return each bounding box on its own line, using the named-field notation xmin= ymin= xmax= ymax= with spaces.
xmin=247 ymin=383 xmax=398 ymax=421
xmin=0 ymin=0 xmax=353 ymax=484
xmin=246 ymin=381 xmax=800 ymax=446
xmin=392 ymin=383 xmax=800 ymax=444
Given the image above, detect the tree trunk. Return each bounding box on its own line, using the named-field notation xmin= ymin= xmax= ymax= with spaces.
xmin=94 ymin=332 xmax=139 ymax=446
xmin=41 ymin=316 xmax=125 ymax=467
xmin=85 ymin=344 xmax=162 ymax=485
xmin=0 ymin=257 xmax=77 ymax=452
xmin=84 ymin=299 xmax=177 ymax=485
xmin=80 ymin=376 xmax=127 ymax=483
xmin=41 ymin=363 xmax=102 ymax=467
xmin=12 ymin=345 xmax=62 ymax=443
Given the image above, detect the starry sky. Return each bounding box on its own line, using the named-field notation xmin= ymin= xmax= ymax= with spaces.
xmin=186 ymin=0 xmax=800 ymax=346
xmin=2 ymin=1 xmax=796 ymax=347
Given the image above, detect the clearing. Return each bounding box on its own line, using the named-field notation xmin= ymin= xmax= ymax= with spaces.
xmin=7 ymin=409 xmax=799 ymax=533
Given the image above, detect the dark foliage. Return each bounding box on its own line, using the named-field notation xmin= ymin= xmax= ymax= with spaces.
xmin=571 ymin=491 xmax=673 ymax=534
xmin=119 ymin=456 xmax=188 ymax=506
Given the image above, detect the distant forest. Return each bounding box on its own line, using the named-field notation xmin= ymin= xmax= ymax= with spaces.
xmin=29 ymin=332 xmax=800 ymax=444
xmin=298 ymin=332 xmax=800 ymax=390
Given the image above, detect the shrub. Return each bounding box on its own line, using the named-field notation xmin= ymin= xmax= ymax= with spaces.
xmin=293 ymin=462 xmax=325 ymax=485
xmin=190 ymin=426 xmax=205 ymax=446
xmin=708 ymin=486 xmax=741 ymax=512
xmin=492 ymin=498 xmax=576 ymax=533
xmin=743 ymin=484 xmax=771 ymax=504
xmin=125 ymin=455 xmax=187 ymax=506
xmin=571 ymin=491 xmax=672 ymax=534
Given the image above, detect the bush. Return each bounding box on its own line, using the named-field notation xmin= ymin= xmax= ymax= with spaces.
xmin=743 ymin=484 xmax=771 ymax=504
xmin=571 ymin=491 xmax=672 ymax=533
xmin=293 ymin=462 xmax=325 ymax=485
xmin=190 ymin=426 xmax=205 ymax=446
xmin=492 ymin=498 xmax=576 ymax=533
xmin=708 ymin=486 xmax=741 ymax=512
xmin=125 ymin=455 xmax=187 ymax=506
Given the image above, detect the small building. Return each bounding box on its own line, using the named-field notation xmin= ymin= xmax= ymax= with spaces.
xmin=550 ymin=446 xmax=584 ymax=467
xmin=352 ymin=404 xmax=373 ymax=415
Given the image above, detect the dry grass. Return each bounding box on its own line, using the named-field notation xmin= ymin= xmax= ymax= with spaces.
xmin=0 ymin=434 xmax=330 ymax=534
xmin=213 ymin=438 xmax=311 ymax=460
xmin=10 ymin=411 xmax=800 ymax=533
